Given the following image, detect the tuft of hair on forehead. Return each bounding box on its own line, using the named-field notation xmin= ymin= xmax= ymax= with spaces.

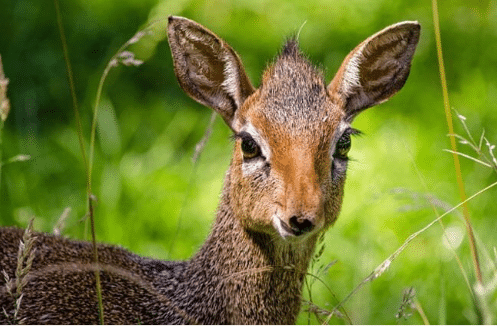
xmin=270 ymin=38 xmax=325 ymax=82
xmin=281 ymin=38 xmax=301 ymax=58
xmin=257 ymin=38 xmax=331 ymax=128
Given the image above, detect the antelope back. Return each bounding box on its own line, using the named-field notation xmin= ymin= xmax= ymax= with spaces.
xmin=167 ymin=17 xmax=420 ymax=239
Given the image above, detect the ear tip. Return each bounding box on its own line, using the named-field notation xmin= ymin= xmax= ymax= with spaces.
xmin=402 ymin=20 xmax=421 ymax=27
xmin=167 ymin=16 xmax=179 ymax=30
xmin=385 ymin=21 xmax=421 ymax=48
xmin=168 ymin=16 xmax=191 ymax=27
xmin=396 ymin=21 xmax=421 ymax=38
xmin=405 ymin=21 xmax=421 ymax=35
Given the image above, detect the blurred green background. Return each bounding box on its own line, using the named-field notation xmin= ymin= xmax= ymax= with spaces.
xmin=1 ymin=0 xmax=496 ymax=324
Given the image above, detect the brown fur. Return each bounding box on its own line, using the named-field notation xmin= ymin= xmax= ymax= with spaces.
xmin=0 ymin=17 xmax=420 ymax=324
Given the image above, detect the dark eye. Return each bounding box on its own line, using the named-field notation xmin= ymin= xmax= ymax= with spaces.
xmin=240 ymin=134 xmax=260 ymax=159
xmin=335 ymin=133 xmax=351 ymax=159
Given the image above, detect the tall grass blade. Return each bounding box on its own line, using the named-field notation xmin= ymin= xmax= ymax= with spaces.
xmin=54 ymin=0 xmax=88 ymax=174
xmin=431 ymin=0 xmax=483 ymax=285
xmin=0 ymin=54 xmax=10 ymax=208
xmin=0 ymin=55 xmax=8 ymax=205
xmin=54 ymin=0 xmax=104 ymax=321
xmin=84 ymin=22 xmax=154 ymax=324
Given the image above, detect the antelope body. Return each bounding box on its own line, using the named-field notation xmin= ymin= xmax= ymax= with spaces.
xmin=0 ymin=17 xmax=420 ymax=324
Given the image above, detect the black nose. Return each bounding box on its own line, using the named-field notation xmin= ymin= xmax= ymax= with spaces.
xmin=289 ymin=215 xmax=315 ymax=236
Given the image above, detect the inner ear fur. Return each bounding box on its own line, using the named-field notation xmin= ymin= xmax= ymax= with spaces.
xmin=167 ymin=16 xmax=255 ymax=129
xmin=328 ymin=21 xmax=421 ymax=121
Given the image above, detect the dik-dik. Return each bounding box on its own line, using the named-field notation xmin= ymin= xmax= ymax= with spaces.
xmin=0 ymin=17 xmax=420 ymax=324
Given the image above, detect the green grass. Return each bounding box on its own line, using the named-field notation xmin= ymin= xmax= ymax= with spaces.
xmin=1 ymin=0 xmax=497 ymax=324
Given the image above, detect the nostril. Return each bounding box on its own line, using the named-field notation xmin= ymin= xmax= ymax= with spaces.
xmin=288 ymin=216 xmax=315 ymax=236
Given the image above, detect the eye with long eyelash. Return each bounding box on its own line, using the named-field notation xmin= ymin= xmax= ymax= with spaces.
xmin=334 ymin=128 xmax=361 ymax=159
xmin=235 ymin=132 xmax=261 ymax=159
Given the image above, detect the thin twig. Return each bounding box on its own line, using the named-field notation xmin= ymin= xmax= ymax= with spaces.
xmin=305 ymin=271 xmax=351 ymax=324
xmin=414 ymin=297 xmax=430 ymax=325
xmin=89 ymin=198 xmax=105 ymax=324
xmin=168 ymin=112 xmax=217 ymax=257
xmin=402 ymin=143 xmax=474 ymax=300
xmin=443 ymin=149 xmax=492 ymax=168
xmin=323 ymin=180 xmax=497 ymax=323
xmin=53 ymin=207 xmax=72 ymax=237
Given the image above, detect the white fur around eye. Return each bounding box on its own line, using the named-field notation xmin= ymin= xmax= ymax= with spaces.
xmin=242 ymin=159 xmax=266 ymax=176
xmin=239 ymin=122 xmax=271 ymax=177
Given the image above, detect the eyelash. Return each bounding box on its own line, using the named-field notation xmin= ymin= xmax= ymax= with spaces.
xmin=232 ymin=128 xmax=360 ymax=161
xmin=235 ymin=132 xmax=262 ymax=160
xmin=334 ymin=128 xmax=361 ymax=159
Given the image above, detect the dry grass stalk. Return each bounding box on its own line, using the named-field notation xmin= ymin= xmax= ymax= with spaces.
xmin=301 ymin=299 xmax=345 ymax=324
xmin=2 ymin=219 xmax=37 ymax=323
xmin=446 ymin=112 xmax=497 ymax=174
xmin=52 ymin=207 xmax=71 ymax=236
xmin=0 ymin=55 xmax=9 ymax=122
xmin=0 ymin=54 xmax=10 ymax=197
xmin=396 ymin=287 xmax=430 ymax=324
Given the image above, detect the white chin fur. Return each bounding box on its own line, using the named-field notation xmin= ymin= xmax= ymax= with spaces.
xmin=272 ymin=215 xmax=295 ymax=239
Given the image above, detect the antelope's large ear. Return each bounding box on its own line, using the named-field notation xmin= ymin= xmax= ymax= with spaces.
xmin=167 ymin=16 xmax=255 ymax=129
xmin=328 ymin=21 xmax=420 ymax=121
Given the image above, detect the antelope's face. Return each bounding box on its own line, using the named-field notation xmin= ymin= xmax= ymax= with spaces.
xmin=168 ymin=16 xmax=420 ymax=240
xmin=229 ymin=42 xmax=351 ymax=238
